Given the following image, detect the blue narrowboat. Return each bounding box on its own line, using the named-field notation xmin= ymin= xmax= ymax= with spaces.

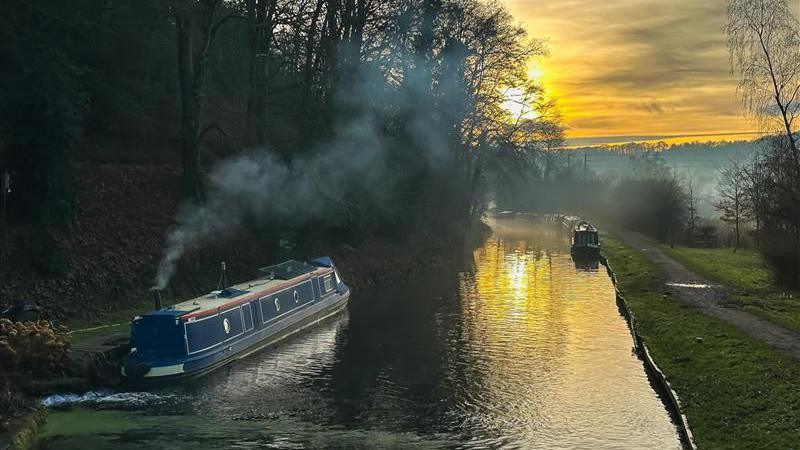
xmin=121 ymin=257 xmax=349 ymax=382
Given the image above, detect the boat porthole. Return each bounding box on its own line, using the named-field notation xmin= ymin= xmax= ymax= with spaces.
xmin=274 ymin=298 xmax=280 ymax=312
xmin=293 ymin=290 xmax=300 ymax=303
xmin=223 ymin=318 xmax=231 ymax=334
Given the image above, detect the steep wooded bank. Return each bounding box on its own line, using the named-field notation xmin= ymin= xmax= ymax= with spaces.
xmin=0 ymin=0 xmax=560 ymax=321
xmin=0 ymin=160 xmax=483 ymax=322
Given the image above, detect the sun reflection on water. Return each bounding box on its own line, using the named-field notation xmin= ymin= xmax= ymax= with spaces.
xmin=457 ymin=227 xmax=681 ymax=449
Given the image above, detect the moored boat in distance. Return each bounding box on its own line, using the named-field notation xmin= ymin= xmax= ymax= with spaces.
xmin=122 ymin=257 xmax=349 ymax=383
xmin=570 ymin=221 xmax=600 ymax=258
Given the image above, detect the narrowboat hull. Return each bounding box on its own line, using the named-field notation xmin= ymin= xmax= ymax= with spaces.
xmin=570 ymin=244 xmax=600 ymax=258
xmin=122 ymin=290 xmax=348 ymax=384
xmin=122 ymin=258 xmax=350 ymax=384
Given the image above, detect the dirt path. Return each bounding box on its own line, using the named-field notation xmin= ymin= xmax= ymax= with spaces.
xmin=617 ymin=230 xmax=800 ymax=361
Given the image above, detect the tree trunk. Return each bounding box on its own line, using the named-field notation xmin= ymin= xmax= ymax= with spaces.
xmin=323 ymin=0 xmax=340 ymax=74
xmin=303 ymin=0 xmax=324 ymax=90
xmin=175 ymin=4 xmax=203 ymax=202
xmin=246 ymin=0 xmax=276 ymax=147
xmin=301 ymin=0 xmax=324 ymax=145
xmin=755 ymin=215 xmax=760 ymax=247
xmin=173 ymin=0 xmax=223 ymax=202
xmin=795 ymin=225 xmax=800 ymax=286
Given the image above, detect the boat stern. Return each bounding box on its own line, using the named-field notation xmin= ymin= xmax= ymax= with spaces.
xmin=122 ymin=309 xmax=188 ymax=381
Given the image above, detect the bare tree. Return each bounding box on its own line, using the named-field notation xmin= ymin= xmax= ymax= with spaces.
xmin=725 ymin=0 xmax=800 ymax=176
xmin=743 ymin=154 xmax=766 ymax=246
xmin=173 ymin=0 xmax=231 ymax=202
xmin=245 ymin=0 xmax=279 ymax=146
xmin=715 ymin=160 xmax=752 ymax=249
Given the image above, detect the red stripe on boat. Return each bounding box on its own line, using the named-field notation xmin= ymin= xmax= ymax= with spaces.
xmin=180 ymin=267 xmax=333 ymax=319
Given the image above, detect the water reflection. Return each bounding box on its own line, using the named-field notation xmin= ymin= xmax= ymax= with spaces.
xmin=456 ymin=231 xmax=680 ymax=448
xmin=573 ymin=255 xmax=600 ymax=272
xmin=37 ymin=223 xmax=681 ymax=449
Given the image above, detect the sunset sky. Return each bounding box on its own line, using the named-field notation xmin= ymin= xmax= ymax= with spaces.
xmin=500 ymin=0 xmax=773 ymax=145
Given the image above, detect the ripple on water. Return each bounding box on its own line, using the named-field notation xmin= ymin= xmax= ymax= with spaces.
xmin=38 ymin=224 xmax=682 ymax=450
xmin=42 ymin=390 xmax=178 ymax=408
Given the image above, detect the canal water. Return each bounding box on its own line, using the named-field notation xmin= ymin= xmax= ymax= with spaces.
xmin=36 ymin=222 xmax=682 ymax=449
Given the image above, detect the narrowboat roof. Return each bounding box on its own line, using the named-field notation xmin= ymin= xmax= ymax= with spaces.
xmin=258 ymin=260 xmax=318 ymax=280
xmin=158 ymin=260 xmax=331 ymax=319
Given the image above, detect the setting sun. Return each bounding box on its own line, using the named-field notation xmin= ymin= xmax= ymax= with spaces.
xmin=498 ymin=0 xmax=777 ymax=143
xmin=501 ymin=86 xmax=539 ymax=121
xmin=499 ymin=63 xmax=554 ymax=122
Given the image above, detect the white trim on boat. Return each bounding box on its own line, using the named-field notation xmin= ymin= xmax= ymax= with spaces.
xmin=184 ymin=305 xmax=247 ymax=356
xmin=143 ymin=363 xmax=185 ymax=377
xmin=222 ymin=307 xmax=246 ymax=343
xmin=242 ymin=303 xmax=254 ymax=332
xmin=233 ymin=295 xmax=349 ymax=363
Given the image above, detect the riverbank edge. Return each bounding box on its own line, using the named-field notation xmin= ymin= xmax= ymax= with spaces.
xmin=599 ymin=254 xmax=698 ymax=450
xmin=1 ymin=406 xmax=46 ymax=450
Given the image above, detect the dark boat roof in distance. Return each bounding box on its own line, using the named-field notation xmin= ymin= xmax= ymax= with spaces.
xmin=258 ymin=260 xmax=318 ymax=280
xmin=574 ymin=221 xmax=598 ymax=233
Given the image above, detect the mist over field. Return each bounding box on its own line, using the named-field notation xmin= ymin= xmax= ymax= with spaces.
xmin=569 ymin=140 xmax=759 ymax=215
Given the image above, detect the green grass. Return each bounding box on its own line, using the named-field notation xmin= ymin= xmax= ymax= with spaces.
xmin=663 ymin=246 xmax=773 ymax=291
xmin=662 ymin=245 xmax=800 ymax=333
xmin=603 ymin=233 xmax=800 ymax=449
xmin=64 ymin=300 xmax=153 ymax=345
xmin=64 ymin=290 xmax=190 ymax=345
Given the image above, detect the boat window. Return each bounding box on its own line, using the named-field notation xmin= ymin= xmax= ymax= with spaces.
xmin=223 ymin=318 xmax=231 ymax=334
xmin=274 ymin=298 xmax=280 ymax=312
xmin=293 ymin=290 xmax=300 ymax=303
xmin=324 ymin=274 xmax=333 ymax=291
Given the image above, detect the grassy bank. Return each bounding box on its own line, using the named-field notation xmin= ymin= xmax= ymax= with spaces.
xmin=662 ymin=245 xmax=800 ymax=333
xmin=602 ymin=233 xmax=800 ymax=449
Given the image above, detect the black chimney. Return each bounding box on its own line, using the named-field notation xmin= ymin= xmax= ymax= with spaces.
xmin=152 ymin=289 xmax=163 ymax=310
xmin=218 ymin=261 xmax=229 ymax=291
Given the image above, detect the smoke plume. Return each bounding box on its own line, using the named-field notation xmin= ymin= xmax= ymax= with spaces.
xmin=153 ymin=60 xmax=456 ymax=289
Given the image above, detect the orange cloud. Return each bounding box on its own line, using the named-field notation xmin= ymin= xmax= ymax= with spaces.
xmin=500 ymin=0 xmax=759 ymax=142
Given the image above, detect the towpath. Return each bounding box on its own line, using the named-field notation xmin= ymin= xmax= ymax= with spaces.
xmin=616 ymin=229 xmax=800 ymax=362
